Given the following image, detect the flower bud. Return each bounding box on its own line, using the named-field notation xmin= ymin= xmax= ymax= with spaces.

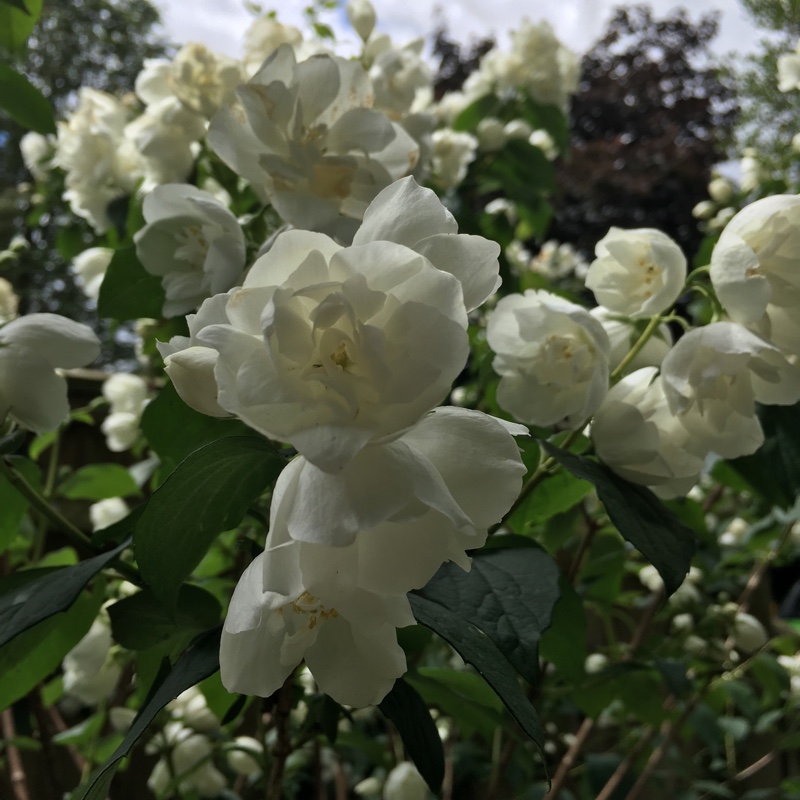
xmin=732 ymin=612 xmax=768 ymax=653
xmin=226 ymin=736 xmax=264 ymax=777
xmin=347 ymin=0 xmax=377 ymax=41
xmin=708 ymin=177 xmax=734 ymax=204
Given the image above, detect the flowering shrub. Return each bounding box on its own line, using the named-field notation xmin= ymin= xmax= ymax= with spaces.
xmin=2 ymin=3 xmax=800 ymax=799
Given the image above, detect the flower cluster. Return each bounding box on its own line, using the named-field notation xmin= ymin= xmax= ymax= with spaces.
xmin=159 ymin=178 xmax=524 ymax=705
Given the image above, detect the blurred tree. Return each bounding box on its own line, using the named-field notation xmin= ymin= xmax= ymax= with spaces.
xmin=547 ymin=5 xmax=738 ymax=261
xmin=431 ymin=26 xmax=493 ymax=101
xmin=732 ymin=0 xmax=800 ymax=190
xmin=0 ymin=0 xmax=170 ymax=321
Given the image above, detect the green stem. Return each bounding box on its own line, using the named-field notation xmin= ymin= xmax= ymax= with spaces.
xmin=610 ymin=314 xmax=664 ymax=382
xmin=0 ymin=455 xmax=94 ymax=557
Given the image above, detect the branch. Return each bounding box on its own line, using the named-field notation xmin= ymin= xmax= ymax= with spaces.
xmin=2 ymin=708 xmax=30 ymax=800
xmin=267 ymin=673 xmax=295 ymax=800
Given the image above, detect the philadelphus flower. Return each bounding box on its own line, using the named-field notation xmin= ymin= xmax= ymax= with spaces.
xmin=0 ymin=313 xmax=100 ymax=433
xmin=661 ymin=321 xmax=800 ymax=459
xmin=134 ymin=184 xmax=247 ymax=316
xmin=591 ymin=367 xmax=707 ymax=498
xmin=242 ymin=16 xmax=304 ymax=77
xmin=383 ymin=763 xmax=429 ymax=800
xmin=148 ymin=731 xmax=227 ymax=799
xmin=430 ymin=129 xmax=478 ymax=190
xmin=0 ymin=278 xmax=19 ymax=323
xmin=160 ymin=178 xmax=499 ymax=471
xmin=62 ymin=617 xmax=121 ymax=705
xmin=90 ymin=497 xmax=130 ymax=531
xmin=209 ymin=44 xmax=419 ymax=240
xmin=226 ymin=736 xmax=264 ymax=777
xmin=732 ymin=612 xmax=769 ymax=653
xmin=710 ymin=195 xmax=800 ymax=354
xmin=72 ymin=247 xmax=113 ymax=300
xmin=486 ymin=290 xmax=610 ymax=428
xmin=778 ymin=41 xmax=800 ymax=93
xmin=585 ymin=228 xmax=687 ymax=318
xmin=366 ymin=35 xmax=432 ymax=122
xmin=101 ymin=373 xmax=150 ymax=452
xmin=220 ymin=407 xmax=526 ymax=705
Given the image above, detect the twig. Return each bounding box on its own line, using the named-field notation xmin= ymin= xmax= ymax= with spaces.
xmin=544 ymin=717 xmax=595 ymax=799
xmin=267 ymin=673 xmax=295 ymax=800
xmin=594 ymin=725 xmax=658 ymax=800
xmin=332 ymin=759 xmax=347 ymax=800
xmin=2 ymin=708 xmax=30 ymax=800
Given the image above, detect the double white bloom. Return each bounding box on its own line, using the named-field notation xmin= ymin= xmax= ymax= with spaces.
xmin=161 ymin=178 xmax=499 ymax=472
xmin=487 ymin=290 xmax=610 ymax=428
xmin=208 ymin=45 xmax=419 ymax=240
xmin=220 ymin=408 xmax=526 ymax=706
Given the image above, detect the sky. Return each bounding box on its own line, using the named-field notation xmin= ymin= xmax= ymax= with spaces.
xmin=151 ymin=0 xmax=755 ymax=62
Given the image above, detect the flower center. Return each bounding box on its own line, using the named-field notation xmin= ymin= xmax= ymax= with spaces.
xmin=288 ymin=591 xmax=339 ymax=631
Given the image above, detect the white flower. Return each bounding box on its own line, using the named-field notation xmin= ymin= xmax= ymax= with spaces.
xmin=20 ymin=131 xmax=52 ymax=181
xmin=226 ymin=736 xmax=264 ymax=777
xmin=719 ymin=517 xmax=749 ymax=548
xmin=710 ymin=195 xmax=800 ymax=353
xmin=0 ymin=278 xmax=18 ymax=323
xmin=383 ymin=762 xmax=429 ymax=800
xmin=778 ymin=45 xmax=800 ymax=92
xmin=0 ymin=313 xmax=100 ymax=433
xmin=504 ymin=119 xmax=533 ymax=140
xmin=242 ymin=16 xmax=304 ymax=78
xmin=672 ymin=613 xmax=693 ymax=632
xmin=168 ymin=687 xmax=219 ymax=732
xmin=367 ymin=36 xmax=432 ymax=121
xmin=72 ymin=247 xmax=113 ymax=300
xmin=585 ymin=228 xmax=687 ymax=318
xmin=430 ymin=129 xmax=478 ymax=190
xmin=209 ymin=45 xmax=418 ymax=240
xmin=732 ymin=612 xmax=769 ymax=653
xmin=476 ymin=117 xmax=507 ymax=152
xmin=90 ymin=497 xmax=130 ymax=531
xmin=660 ymin=321 xmax=800 ymax=459
xmin=102 ymin=411 xmax=141 ymax=452
xmin=221 ymin=408 xmax=525 ymax=705
xmin=487 ymin=290 xmax=610 ymax=428
xmin=529 ymin=129 xmax=557 ymax=160
xmin=103 ymin=373 xmax=149 ymax=416
xmin=591 ymin=368 xmax=707 ymax=499
xmin=148 ymin=733 xmax=227 ymax=799
xmin=740 ymin=148 xmax=763 ymax=193
xmin=134 ymin=184 xmax=246 ymax=316
xmin=708 ymin=177 xmax=734 ymax=204
xmin=62 ymin=618 xmax=121 ymax=705
xmin=168 ymin=43 xmax=242 ymax=119
xmin=584 ymin=653 xmax=609 ymax=674
xmin=347 ymin=0 xmax=377 ymax=41
xmin=161 ymin=180 xmax=498 ymax=471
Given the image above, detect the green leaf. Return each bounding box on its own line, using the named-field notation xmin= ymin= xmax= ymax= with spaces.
xmin=519 ymin=97 xmax=570 ymax=153
xmin=378 ymin=678 xmax=444 ymax=793
xmin=0 ymin=63 xmax=55 ymax=134
xmin=0 ymin=457 xmax=40 ymax=554
xmin=73 ymin=626 xmax=221 ymax=800
xmin=0 ymin=0 xmax=41 ymax=53
xmin=510 ymin=468 xmax=593 ymax=532
xmin=0 ymin=539 xmax=129 ymax=648
xmin=108 ymin=584 xmax=221 ymax=651
xmin=407 ymin=667 xmax=503 ymax=740
xmin=0 ymin=581 xmax=103 ymax=711
xmin=97 ymin=247 xmax=165 ymax=322
xmin=134 ymin=437 xmax=284 ymax=606
xmin=452 ymin=93 xmax=503 ymax=132
xmin=539 ymin=576 xmax=586 ymax=682
xmin=730 ymin=401 xmax=800 ymax=508
xmin=1 ymin=0 xmax=32 ymax=15
xmin=409 ymin=593 xmax=544 ymax=749
xmin=140 ymin=381 xmax=252 ymax=476
xmin=58 ymin=464 xmax=140 ymax=501
xmin=417 ymin=546 xmax=560 ymax=684
xmin=542 ymin=443 xmax=696 ymax=596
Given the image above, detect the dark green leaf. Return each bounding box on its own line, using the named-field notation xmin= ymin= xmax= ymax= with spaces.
xmin=378 ymin=678 xmax=444 ymax=794
xmin=0 ymin=0 xmax=32 ymax=15
xmin=108 ymin=584 xmax=221 ymax=651
xmin=543 ymin=443 xmax=696 ymax=596
xmin=0 ymin=539 xmax=129 ymax=648
xmin=134 ymin=437 xmax=283 ymax=606
xmin=417 ymin=546 xmax=560 ymax=684
xmin=97 ymin=247 xmax=165 ymax=322
xmin=0 ymin=63 xmax=55 ymax=134
xmin=409 ymin=593 xmax=544 ymax=749
xmin=73 ymin=626 xmax=221 ymax=800
xmin=0 ymin=582 xmax=103 ymax=711
xmin=510 ymin=468 xmax=593 ymax=532
xmin=0 ymin=0 xmax=41 ymax=53
xmin=730 ymin=401 xmax=800 ymax=508
xmin=140 ymin=381 xmax=252 ymax=476
xmin=58 ymin=464 xmax=140 ymax=501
